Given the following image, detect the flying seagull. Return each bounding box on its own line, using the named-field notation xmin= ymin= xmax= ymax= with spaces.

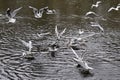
xmin=91 ymin=1 xmax=102 ymax=9
xmin=85 ymin=11 xmax=99 ymax=17
xmin=6 ymin=7 xmax=22 ymax=23
xmin=108 ymin=4 xmax=120 ymax=12
xmin=29 ymin=6 xmax=45 ymax=18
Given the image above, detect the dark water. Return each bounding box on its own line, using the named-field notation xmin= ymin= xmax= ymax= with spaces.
xmin=0 ymin=0 xmax=120 ymax=80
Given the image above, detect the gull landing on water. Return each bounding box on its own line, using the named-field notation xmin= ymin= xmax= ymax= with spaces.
xmin=108 ymin=4 xmax=120 ymax=12
xmin=6 ymin=7 xmax=22 ymax=23
xmin=91 ymin=1 xmax=102 ymax=9
xmin=18 ymin=38 xmax=33 ymax=52
xmin=55 ymin=25 xmax=66 ymax=40
xmin=71 ymin=48 xmax=93 ymax=70
xmin=29 ymin=6 xmax=45 ymax=18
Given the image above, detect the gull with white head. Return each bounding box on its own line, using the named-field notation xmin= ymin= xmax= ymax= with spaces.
xmin=91 ymin=1 xmax=102 ymax=9
xmin=29 ymin=6 xmax=45 ymax=18
xmin=6 ymin=7 xmax=22 ymax=23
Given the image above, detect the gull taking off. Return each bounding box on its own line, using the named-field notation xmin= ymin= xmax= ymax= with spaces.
xmin=91 ymin=1 xmax=102 ymax=9
xmin=108 ymin=4 xmax=120 ymax=12
xmin=71 ymin=48 xmax=93 ymax=70
xmin=29 ymin=6 xmax=45 ymax=18
xmin=55 ymin=25 xmax=66 ymax=40
xmin=44 ymin=6 xmax=56 ymax=14
xmin=18 ymin=38 xmax=33 ymax=52
xmin=6 ymin=7 xmax=22 ymax=23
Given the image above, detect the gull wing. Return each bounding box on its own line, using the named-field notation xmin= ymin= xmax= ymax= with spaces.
xmin=60 ymin=28 xmax=66 ymax=37
xmin=71 ymin=48 xmax=80 ymax=60
xmin=97 ymin=24 xmax=104 ymax=32
xmin=91 ymin=22 xmax=104 ymax=32
xmin=29 ymin=6 xmax=38 ymax=14
xmin=108 ymin=7 xmax=115 ymax=12
xmin=39 ymin=7 xmax=44 ymax=13
xmin=84 ymin=61 xmax=93 ymax=70
xmin=55 ymin=25 xmax=59 ymax=39
xmin=85 ymin=11 xmax=98 ymax=16
xmin=11 ymin=7 xmax=22 ymax=18
xmin=96 ymin=1 xmax=102 ymax=4
xmin=18 ymin=38 xmax=29 ymax=48
xmin=37 ymin=32 xmax=50 ymax=37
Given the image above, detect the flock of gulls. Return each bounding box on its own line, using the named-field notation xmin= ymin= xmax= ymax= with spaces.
xmin=6 ymin=6 xmax=56 ymax=23
xmin=1 ymin=1 xmax=120 ymax=74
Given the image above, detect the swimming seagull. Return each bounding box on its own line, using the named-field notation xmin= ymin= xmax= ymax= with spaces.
xmin=18 ymin=38 xmax=33 ymax=52
xmin=108 ymin=4 xmax=120 ymax=12
xmin=29 ymin=6 xmax=45 ymax=18
xmin=44 ymin=6 xmax=56 ymax=14
xmin=90 ymin=22 xmax=104 ymax=32
xmin=71 ymin=48 xmax=93 ymax=70
xmin=55 ymin=25 xmax=66 ymax=40
xmin=91 ymin=1 xmax=102 ymax=9
xmin=6 ymin=7 xmax=22 ymax=23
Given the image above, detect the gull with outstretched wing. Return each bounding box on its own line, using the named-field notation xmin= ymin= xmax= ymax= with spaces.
xmin=29 ymin=6 xmax=45 ymax=18
xmin=6 ymin=7 xmax=22 ymax=23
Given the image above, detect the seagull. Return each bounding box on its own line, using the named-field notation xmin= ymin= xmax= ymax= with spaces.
xmin=108 ymin=4 xmax=120 ymax=12
xmin=55 ymin=25 xmax=66 ymax=40
xmin=44 ymin=6 xmax=56 ymax=14
xmin=29 ymin=6 xmax=45 ymax=18
xmin=85 ymin=11 xmax=99 ymax=17
xmin=18 ymin=38 xmax=33 ymax=52
xmin=6 ymin=7 xmax=22 ymax=23
xmin=71 ymin=48 xmax=93 ymax=70
xmin=90 ymin=22 xmax=104 ymax=32
xmin=78 ymin=29 xmax=84 ymax=35
xmin=91 ymin=1 xmax=102 ymax=9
